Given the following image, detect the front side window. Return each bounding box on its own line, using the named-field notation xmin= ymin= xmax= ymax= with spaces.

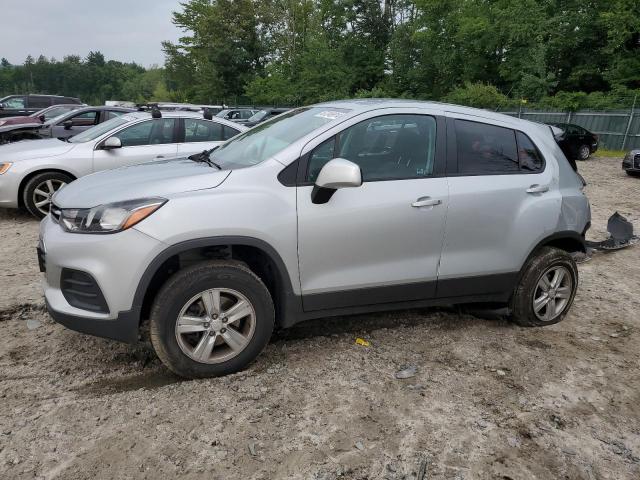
xmin=3 ymin=96 xmax=26 ymax=109
xmin=64 ymin=110 xmax=98 ymax=126
xmin=115 ymin=119 xmax=177 ymax=147
xmin=307 ymin=114 xmax=437 ymax=183
xmin=184 ymin=118 xmax=223 ymax=142
xmin=456 ymin=120 xmax=519 ymax=175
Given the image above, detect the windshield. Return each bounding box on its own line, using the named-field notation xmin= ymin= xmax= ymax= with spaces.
xmin=67 ymin=116 xmax=130 ymax=143
xmin=210 ymin=107 xmax=351 ymax=168
xmin=248 ymin=110 xmax=268 ymax=122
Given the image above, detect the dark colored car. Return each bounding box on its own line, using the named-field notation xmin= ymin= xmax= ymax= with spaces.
xmin=549 ymin=123 xmax=599 ymax=160
xmin=0 ymin=104 xmax=82 ymax=128
xmin=244 ymin=108 xmax=291 ymax=127
xmin=0 ymin=94 xmax=83 ymax=118
xmin=622 ymin=150 xmax=640 ymax=176
xmin=0 ymin=106 xmax=134 ymax=144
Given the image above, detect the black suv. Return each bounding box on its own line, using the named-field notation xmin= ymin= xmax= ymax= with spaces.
xmin=0 ymin=94 xmax=83 ymax=118
xmin=549 ymin=123 xmax=599 ymax=161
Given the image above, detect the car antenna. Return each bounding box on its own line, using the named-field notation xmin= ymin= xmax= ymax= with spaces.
xmin=203 ymin=108 xmax=213 ymax=120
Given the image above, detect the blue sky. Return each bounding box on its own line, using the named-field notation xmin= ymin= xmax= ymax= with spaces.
xmin=0 ymin=0 xmax=183 ymax=66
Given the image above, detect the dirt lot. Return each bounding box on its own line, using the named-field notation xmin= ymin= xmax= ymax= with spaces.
xmin=0 ymin=157 xmax=639 ymax=479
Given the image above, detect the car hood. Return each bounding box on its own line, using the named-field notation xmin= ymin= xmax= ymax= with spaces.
xmin=0 ymin=115 xmax=39 ymax=126
xmin=53 ymin=158 xmax=232 ymax=208
xmin=0 ymin=138 xmax=75 ymax=162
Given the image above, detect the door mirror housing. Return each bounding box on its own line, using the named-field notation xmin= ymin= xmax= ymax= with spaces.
xmin=103 ymin=137 xmax=122 ymax=150
xmin=312 ymin=158 xmax=362 ymax=204
xmin=63 ymin=120 xmax=73 ymax=130
xmin=38 ymin=114 xmax=46 ymax=123
xmin=0 ymin=103 xmax=5 ymax=110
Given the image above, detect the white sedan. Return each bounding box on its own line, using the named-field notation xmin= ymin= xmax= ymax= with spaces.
xmin=0 ymin=111 xmax=247 ymax=218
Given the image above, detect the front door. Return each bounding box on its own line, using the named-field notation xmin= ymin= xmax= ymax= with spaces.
xmin=92 ymin=118 xmax=178 ymax=172
xmin=296 ymin=113 xmax=449 ymax=311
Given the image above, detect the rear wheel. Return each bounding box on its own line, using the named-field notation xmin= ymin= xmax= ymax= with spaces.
xmin=150 ymin=260 xmax=275 ymax=378
xmin=510 ymin=247 xmax=578 ymax=327
xmin=22 ymin=171 xmax=73 ymax=219
xmin=578 ymin=144 xmax=591 ymax=160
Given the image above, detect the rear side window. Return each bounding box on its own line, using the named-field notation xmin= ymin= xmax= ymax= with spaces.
xmin=456 ymin=120 xmax=519 ymax=174
xmin=222 ymin=125 xmax=241 ymax=140
xmin=184 ymin=119 xmax=223 ymax=142
xmin=29 ymin=96 xmax=52 ymax=108
xmin=455 ymin=120 xmax=544 ymax=175
xmin=516 ymin=132 xmax=544 ymax=172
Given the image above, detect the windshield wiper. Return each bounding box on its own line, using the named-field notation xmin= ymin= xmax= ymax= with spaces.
xmin=187 ymin=148 xmax=222 ymax=170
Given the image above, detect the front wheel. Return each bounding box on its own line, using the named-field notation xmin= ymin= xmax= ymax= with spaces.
xmin=510 ymin=247 xmax=578 ymax=327
xmin=150 ymin=260 xmax=275 ymax=378
xmin=23 ymin=171 xmax=73 ymax=219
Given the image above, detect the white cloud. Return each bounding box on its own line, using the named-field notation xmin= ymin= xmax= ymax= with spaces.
xmin=0 ymin=0 xmax=184 ymax=67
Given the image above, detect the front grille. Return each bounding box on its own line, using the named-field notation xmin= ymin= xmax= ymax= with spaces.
xmin=61 ymin=269 xmax=109 ymax=314
xmin=50 ymin=204 xmax=61 ymax=223
xmin=635 ymin=154 xmax=640 ymax=169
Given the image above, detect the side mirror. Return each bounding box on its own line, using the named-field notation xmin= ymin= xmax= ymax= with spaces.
xmin=103 ymin=137 xmax=122 ymax=150
xmin=312 ymin=158 xmax=362 ymax=204
xmin=38 ymin=114 xmax=46 ymax=122
xmin=63 ymin=120 xmax=73 ymax=130
xmin=0 ymin=103 xmax=5 ymax=110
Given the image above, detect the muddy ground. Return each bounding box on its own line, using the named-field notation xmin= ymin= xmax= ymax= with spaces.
xmin=0 ymin=157 xmax=639 ymax=479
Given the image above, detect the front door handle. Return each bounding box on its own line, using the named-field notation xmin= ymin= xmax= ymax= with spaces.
xmin=526 ymin=184 xmax=549 ymax=194
xmin=156 ymin=155 xmax=165 ymax=159
xmin=412 ymin=197 xmax=442 ymax=208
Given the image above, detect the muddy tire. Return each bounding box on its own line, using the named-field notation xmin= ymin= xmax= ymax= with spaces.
xmin=23 ymin=171 xmax=73 ymax=219
xmin=150 ymin=260 xmax=274 ymax=379
xmin=510 ymin=247 xmax=578 ymax=327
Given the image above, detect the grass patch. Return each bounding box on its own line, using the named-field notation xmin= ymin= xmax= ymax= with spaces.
xmin=595 ymin=149 xmax=626 ymax=158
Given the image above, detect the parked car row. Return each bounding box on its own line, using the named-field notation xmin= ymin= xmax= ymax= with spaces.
xmin=0 ymin=108 xmax=247 ymax=217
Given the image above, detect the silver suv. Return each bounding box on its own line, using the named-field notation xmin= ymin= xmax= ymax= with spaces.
xmin=39 ymin=100 xmax=591 ymax=378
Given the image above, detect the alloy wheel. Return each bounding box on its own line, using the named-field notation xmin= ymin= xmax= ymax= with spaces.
xmin=579 ymin=145 xmax=590 ymax=160
xmin=33 ymin=179 xmax=66 ymax=216
xmin=175 ymin=288 xmax=256 ymax=364
xmin=532 ymin=266 xmax=573 ymax=322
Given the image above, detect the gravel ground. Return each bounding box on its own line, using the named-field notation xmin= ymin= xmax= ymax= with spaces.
xmin=0 ymin=157 xmax=639 ymax=479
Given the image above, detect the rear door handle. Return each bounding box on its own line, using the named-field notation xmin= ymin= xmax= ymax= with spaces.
xmin=412 ymin=197 xmax=442 ymax=208
xmin=526 ymin=184 xmax=549 ymax=194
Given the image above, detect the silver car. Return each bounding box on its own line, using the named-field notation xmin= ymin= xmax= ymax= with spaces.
xmin=0 ymin=111 xmax=247 ymax=217
xmin=39 ymin=100 xmax=591 ymax=378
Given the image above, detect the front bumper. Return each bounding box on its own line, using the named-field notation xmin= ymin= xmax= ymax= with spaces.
xmin=622 ymin=154 xmax=640 ymax=172
xmin=0 ymin=168 xmax=21 ymax=208
xmin=40 ymin=215 xmax=167 ymax=343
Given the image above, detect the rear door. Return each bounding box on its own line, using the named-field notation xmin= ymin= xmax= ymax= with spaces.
xmin=92 ymin=118 xmax=179 ymax=172
xmin=436 ymin=116 xmax=556 ymax=297
xmin=176 ymin=118 xmax=242 ymax=156
xmin=296 ymin=111 xmax=449 ymax=311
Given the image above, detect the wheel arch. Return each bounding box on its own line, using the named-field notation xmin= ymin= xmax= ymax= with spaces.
xmin=133 ymin=236 xmax=301 ymax=332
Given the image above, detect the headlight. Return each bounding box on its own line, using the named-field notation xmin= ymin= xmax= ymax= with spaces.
xmin=0 ymin=162 xmax=12 ymax=175
xmin=59 ymin=198 xmax=167 ymax=234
